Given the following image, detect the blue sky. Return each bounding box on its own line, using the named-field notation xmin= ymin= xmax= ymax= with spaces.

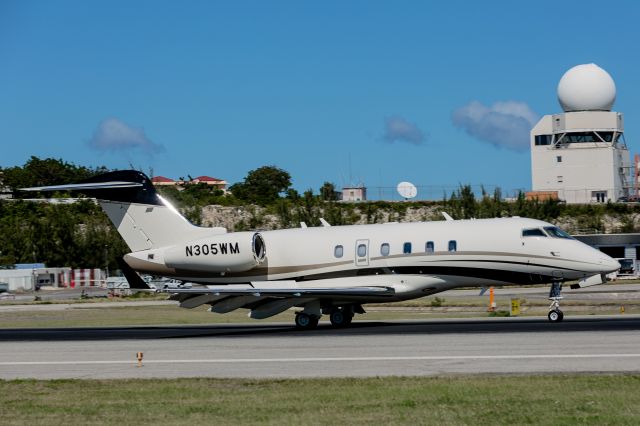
xmin=2 ymin=1 xmax=640 ymax=198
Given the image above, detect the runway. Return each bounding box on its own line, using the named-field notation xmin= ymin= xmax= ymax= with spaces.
xmin=1 ymin=315 xmax=640 ymax=379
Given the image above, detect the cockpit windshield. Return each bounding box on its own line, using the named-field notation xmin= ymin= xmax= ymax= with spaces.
xmin=522 ymin=228 xmax=547 ymax=237
xmin=543 ymin=226 xmax=574 ymax=239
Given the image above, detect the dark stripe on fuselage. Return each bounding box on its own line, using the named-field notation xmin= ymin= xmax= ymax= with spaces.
xmin=442 ymin=258 xmax=582 ymax=272
xmin=291 ymin=265 xmax=555 ymax=285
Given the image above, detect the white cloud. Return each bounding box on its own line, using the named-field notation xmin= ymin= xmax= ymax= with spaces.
xmin=88 ymin=118 xmax=164 ymax=154
xmin=451 ymin=101 xmax=538 ymax=151
xmin=382 ymin=116 xmax=425 ymax=145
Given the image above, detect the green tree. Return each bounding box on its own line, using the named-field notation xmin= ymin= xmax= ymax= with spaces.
xmin=229 ymin=166 xmax=292 ymax=205
xmin=275 ymin=199 xmax=293 ymax=228
xmin=319 ymin=182 xmax=339 ymax=201
xmin=1 ymin=156 xmax=106 ymax=190
xmin=458 ymin=184 xmax=477 ymax=219
xmin=294 ymin=189 xmax=320 ymax=226
xmin=285 ymin=188 xmax=300 ymax=201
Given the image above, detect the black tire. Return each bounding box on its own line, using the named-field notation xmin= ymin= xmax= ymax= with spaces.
xmin=548 ymin=309 xmax=562 ymax=322
xmin=330 ymin=308 xmax=354 ymax=327
xmin=557 ymin=310 xmax=564 ymax=322
xmin=295 ymin=313 xmax=319 ymax=329
xmin=295 ymin=313 xmax=311 ymax=328
xmin=330 ymin=310 xmax=346 ymax=327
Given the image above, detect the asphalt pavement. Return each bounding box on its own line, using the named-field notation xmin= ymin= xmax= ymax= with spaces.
xmin=1 ymin=315 xmax=639 ymax=379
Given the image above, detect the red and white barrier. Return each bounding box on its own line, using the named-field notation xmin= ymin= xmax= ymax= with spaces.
xmin=70 ymin=269 xmax=106 ymax=288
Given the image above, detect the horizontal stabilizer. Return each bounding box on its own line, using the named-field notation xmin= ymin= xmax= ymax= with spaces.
xmin=19 ymin=170 xmax=162 ymax=206
xmin=21 ymin=181 xmax=143 ymax=192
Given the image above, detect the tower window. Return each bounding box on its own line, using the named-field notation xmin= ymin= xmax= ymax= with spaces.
xmin=535 ymin=135 xmax=552 ymax=146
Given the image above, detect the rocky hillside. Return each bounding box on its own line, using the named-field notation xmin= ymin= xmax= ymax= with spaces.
xmin=197 ymin=203 xmax=640 ymax=235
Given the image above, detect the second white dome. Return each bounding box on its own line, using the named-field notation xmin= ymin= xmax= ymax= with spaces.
xmin=557 ymin=63 xmax=616 ymax=112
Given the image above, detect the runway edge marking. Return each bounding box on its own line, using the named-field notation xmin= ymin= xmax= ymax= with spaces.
xmin=2 ymin=353 xmax=640 ymax=366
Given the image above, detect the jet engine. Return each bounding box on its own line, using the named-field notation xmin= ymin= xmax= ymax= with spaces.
xmin=164 ymin=232 xmax=266 ymax=273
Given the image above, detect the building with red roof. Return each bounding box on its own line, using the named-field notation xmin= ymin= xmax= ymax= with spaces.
xmin=191 ymin=176 xmax=227 ymax=190
xmin=150 ymin=174 xmax=227 ymax=191
xmin=150 ymin=176 xmax=176 ymax=185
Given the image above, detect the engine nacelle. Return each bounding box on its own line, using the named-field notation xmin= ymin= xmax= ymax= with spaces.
xmin=164 ymin=232 xmax=266 ymax=273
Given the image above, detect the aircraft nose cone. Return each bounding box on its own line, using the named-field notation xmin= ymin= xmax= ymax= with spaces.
xmin=600 ymin=256 xmax=621 ymax=273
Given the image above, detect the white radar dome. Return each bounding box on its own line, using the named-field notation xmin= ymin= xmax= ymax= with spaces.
xmin=557 ymin=63 xmax=616 ymax=112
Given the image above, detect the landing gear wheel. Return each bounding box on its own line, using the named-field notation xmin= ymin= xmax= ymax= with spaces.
xmin=329 ymin=308 xmax=353 ymax=327
xmin=548 ymin=309 xmax=563 ymax=322
xmin=547 ymin=281 xmax=565 ymax=323
xmin=295 ymin=313 xmax=319 ymax=329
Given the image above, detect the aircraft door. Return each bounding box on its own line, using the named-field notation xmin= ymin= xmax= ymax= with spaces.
xmin=521 ymin=229 xmax=557 ymax=283
xmin=355 ymin=239 xmax=370 ymax=267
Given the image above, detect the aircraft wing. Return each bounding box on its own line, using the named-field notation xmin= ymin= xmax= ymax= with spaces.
xmin=167 ymin=286 xmax=395 ymax=298
xmin=167 ymin=285 xmax=396 ymax=313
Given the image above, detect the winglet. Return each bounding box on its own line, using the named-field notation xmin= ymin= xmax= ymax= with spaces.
xmin=442 ymin=212 xmax=454 ymax=221
xmin=116 ymin=257 xmax=151 ymax=290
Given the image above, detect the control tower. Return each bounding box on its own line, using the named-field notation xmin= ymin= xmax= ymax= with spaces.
xmin=530 ymin=63 xmax=631 ymax=203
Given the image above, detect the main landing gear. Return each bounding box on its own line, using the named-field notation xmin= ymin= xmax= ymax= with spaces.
xmin=329 ymin=306 xmax=354 ymax=328
xmin=548 ymin=281 xmax=564 ymax=322
xmin=294 ymin=304 xmax=363 ymax=329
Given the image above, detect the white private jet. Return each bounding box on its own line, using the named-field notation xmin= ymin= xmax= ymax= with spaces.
xmin=22 ymin=170 xmax=620 ymax=329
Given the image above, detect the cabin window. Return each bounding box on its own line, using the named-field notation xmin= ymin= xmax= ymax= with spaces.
xmin=403 ymin=242 xmax=412 ymax=254
xmin=448 ymin=240 xmax=457 ymax=252
xmin=357 ymin=244 xmax=367 ymax=257
xmin=522 ymin=228 xmax=547 ymax=237
xmin=543 ymin=226 xmax=574 ymax=239
xmin=334 ymin=245 xmax=344 ymax=258
xmin=380 ymin=243 xmax=390 ymax=256
xmin=425 ymin=241 xmax=434 ymax=253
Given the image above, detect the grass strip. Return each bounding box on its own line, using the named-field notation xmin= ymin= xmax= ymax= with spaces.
xmin=1 ymin=375 xmax=639 ymax=425
xmin=0 ymin=301 xmax=638 ymax=328
xmin=0 ymin=303 xmax=637 ymax=328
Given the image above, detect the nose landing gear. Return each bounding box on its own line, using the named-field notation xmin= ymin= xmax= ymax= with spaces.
xmin=548 ymin=281 xmax=564 ymax=322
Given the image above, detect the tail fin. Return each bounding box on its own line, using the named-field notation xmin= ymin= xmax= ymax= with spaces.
xmin=21 ymin=170 xmax=224 ymax=252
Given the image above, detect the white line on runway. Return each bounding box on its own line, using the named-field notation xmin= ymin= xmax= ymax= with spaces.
xmin=2 ymin=353 xmax=640 ymax=366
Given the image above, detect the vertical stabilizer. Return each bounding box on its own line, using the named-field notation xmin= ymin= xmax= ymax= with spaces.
xmin=21 ymin=170 xmax=225 ymax=252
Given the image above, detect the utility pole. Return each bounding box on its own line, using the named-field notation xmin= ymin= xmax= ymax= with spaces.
xmin=104 ymin=244 xmax=109 ymax=279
